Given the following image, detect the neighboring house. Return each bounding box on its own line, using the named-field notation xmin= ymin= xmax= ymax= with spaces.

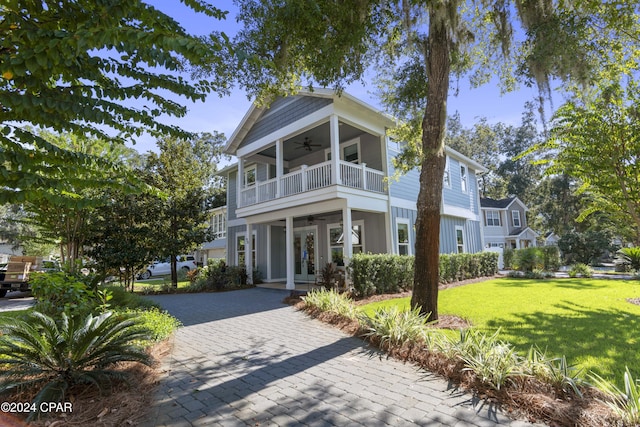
xmin=218 ymin=89 xmax=487 ymax=289
xmin=544 ymin=232 xmax=559 ymax=246
xmin=480 ymin=196 xmax=539 ymax=249
xmin=197 ymin=206 xmax=227 ymax=265
xmin=0 ymin=241 xmax=22 ymax=264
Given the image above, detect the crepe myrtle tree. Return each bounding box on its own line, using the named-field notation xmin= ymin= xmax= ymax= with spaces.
xmin=229 ymin=0 xmax=640 ymax=320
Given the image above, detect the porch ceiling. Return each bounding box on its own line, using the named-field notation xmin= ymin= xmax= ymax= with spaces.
xmin=257 ymin=121 xmax=365 ymax=162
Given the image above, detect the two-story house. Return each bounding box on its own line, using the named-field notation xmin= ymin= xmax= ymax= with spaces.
xmin=219 ymin=89 xmax=487 ymax=289
xmin=480 ymin=196 xmax=539 ymax=249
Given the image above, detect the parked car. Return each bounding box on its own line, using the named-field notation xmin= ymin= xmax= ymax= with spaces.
xmin=137 ymin=255 xmax=197 ymax=280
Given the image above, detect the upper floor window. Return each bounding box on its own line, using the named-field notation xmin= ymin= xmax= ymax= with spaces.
xmin=244 ymin=166 xmax=256 ymax=187
xmin=486 ymin=210 xmax=501 ymax=227
xmin=443 ymin=157 xmax=451 ymax=188
xmin=210 ymin=211 xmax=226 ymax=239
xmin=512 ymin=210 xmax=521 ymax=228
xmin=460 ymin=164 xmax=468 ymax=193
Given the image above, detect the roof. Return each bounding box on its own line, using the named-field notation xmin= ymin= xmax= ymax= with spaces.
xmin=480 ymin=197 xmax=517 ymax=209
xmin=224 ymin=88 xmax=396 ymax=155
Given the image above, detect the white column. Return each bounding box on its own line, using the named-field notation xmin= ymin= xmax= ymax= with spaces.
xmin=329 ymin=114 xmax=341 ymax=185
xmin=384 ymin=211 xmax=393 ymax=254
xmin=245 ymin=223 xmax=253 ymax=284
xmin=276 ymin=139 xmax=283 ymax=198
xmin=342 ymin=204 xmax=352 ymax=277
xmin=285 ymin=216 xmax=295 ymax=290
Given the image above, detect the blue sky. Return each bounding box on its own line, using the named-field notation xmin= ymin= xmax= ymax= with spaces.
xmin=130 ymin=1 xmax=546 ymax=154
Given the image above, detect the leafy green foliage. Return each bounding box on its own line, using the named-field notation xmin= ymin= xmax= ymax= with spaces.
xmin=591 ymin=367 xmax=640 ymax=426
xmin=362 ymin=306 xmax=430 ymax=350
xmin=542 ymin=81 xmax=640 ymax=243
xmin=617 ymin=247 xmax=640 ymax=271
xmin=120 ymin=308 xmax=182 ymax=345
xmin=302 ymin=289 xmax=359 ymax=320
xmin=0 ymin=1 xmax=232 ymax=205
xmin=558 ymin=230 xmax=614 ymax=265
xmin=29 ymin=272 xmax=96 ymax=318
xmin=568 ymin=263 xmax=592 ymax=278
xmin=0 ymin=311 xmax=152 ymax=420
xmin=439 ymin=329 xmax=520 ymax=391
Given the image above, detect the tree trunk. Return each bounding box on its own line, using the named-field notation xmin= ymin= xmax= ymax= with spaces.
xmin=410 ymin=7 xmax=453 ymax=322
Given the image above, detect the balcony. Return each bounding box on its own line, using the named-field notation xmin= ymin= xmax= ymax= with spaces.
xmin=239 ymin=160 xmax=386 ymax=208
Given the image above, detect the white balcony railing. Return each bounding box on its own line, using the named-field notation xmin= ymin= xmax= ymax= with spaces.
xmin=239 ymin=160 xmax=386 ymax=208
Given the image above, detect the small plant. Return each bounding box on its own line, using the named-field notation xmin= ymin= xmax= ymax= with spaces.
xmin=440 ymin=329 xmax=520 ymax=390
xmin=541 ymin=355 xmax=586 ymax=397
xmin=617 ymin=247 xmax=640 ymax=272
xmin=362 ymin=306 xmax=430 ymax=349
xmin=0 ymin=311 xmax=153 ymax=421
xmin=568 ymin=263 xmax=592 ymax=278
xmin=591 ymin=367 xmax=640 ymax=425
xmin=30 ymin=272 xmax=96 ymax=318
xmin=318 ymin=263 xmax=343 ymax=290
xmin=303 ymin=289 xmax=359 ymax=320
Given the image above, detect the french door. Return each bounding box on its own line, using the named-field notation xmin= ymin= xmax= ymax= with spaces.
xmin=294 ymin=227 xmax=317 ymax=282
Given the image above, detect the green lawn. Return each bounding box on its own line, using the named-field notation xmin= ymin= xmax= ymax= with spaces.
xmin=361 ymin=278 xmax=640 ymax=383
xmin=128 ymin=278 xmax=191 ymax=292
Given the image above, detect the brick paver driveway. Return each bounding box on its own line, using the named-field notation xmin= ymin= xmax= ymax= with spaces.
xmin=142 ymin=288 xmax=536 ymax=427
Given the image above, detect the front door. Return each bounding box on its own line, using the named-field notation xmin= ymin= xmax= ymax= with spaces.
xmin=294 ymin=227 xmax=316 ymax=282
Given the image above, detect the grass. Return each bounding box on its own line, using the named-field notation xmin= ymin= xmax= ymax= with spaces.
xmin=361 ymin=277 xmax=640 ymax=384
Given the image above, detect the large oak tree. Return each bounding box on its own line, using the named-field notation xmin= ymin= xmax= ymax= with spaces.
xmin=230 ymin=0 xmax=639 ymax=320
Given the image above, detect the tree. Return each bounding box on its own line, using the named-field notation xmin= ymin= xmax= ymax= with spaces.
xmin=144 ymin=133 xmax=226 ymax=287
xmin=231 ymin=0 xmax=638 ymax=319
xmin=0 ymin=0 xmax=232 ymax=205
xmin=543 ymin=81 xmax=640 ymax=244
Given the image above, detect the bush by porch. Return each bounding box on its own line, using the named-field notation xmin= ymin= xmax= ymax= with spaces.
xmin=347 ymin=252 xmax=499 ymax=297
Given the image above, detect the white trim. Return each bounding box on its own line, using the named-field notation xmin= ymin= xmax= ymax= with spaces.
xmin=512 ymin=210 xmax=521 ymax=228
xmin=460 ymin=163 xmax=468 ymax=194
xmin=442 ymin=204 xmax=480 ymax=221
xmin=395 ymin=218 xmax=412 ymax=256
xmin=235 ymin=230 xmax=257 ymax=267
xmin=326 ymin=219 xmax=365 ymax=267
xmin=236 ymin=105 xmax=334 ymax=158
xmin=485 ymin=210 xmax=501 ymax=227
xmin=443 ymin=156 xmax=451 ymax=188
xmin=390 ymin=197 xmax=417 ymax=211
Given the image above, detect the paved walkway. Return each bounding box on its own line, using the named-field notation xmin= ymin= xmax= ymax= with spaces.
xmin=142 ymin=288 xmax=538 ymax=427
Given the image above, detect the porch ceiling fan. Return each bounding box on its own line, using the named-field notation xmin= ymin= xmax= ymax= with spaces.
xmin=294 ymin=137 xmax=321 ymax=151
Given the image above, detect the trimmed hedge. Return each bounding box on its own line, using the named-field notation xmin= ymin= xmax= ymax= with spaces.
xmin=510 ymin=246 xmax=561 ymax=272
xmin=348 ymin=252 xmax=499 ymax=297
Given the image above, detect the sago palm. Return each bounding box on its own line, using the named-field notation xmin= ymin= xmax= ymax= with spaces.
xmin=0 ymin=311 xmax=153 ymax=420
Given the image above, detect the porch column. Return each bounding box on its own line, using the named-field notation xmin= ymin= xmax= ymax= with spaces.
xmin=342 ymin=205 xmax=353 ymax=280
xmin=329 ymin=114 xmax=341 ymax=185
xmin=245 ymin=222 xmax=253 ymax=285
xmin=237 ymin=158 xmax=244 ymax=207
xmin=276 ymin=139 xmax=283 ymax=198
xmin=285 ymin=216 xmax=295 ymax=290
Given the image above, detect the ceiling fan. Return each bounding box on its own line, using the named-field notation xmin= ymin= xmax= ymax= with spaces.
xmin=294 ymin=137 xmax=321 ymax=151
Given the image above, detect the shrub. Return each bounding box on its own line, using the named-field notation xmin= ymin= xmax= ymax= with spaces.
xmin=349 ymin=252 xmax=498 ymax=297
xmin=540 ymin=246 xmax=561 ymax=271
xmin=591 ymin=367 xmax=640 ymax=426
xmin=568 ymin=263 xmax=592 ymax=278
xmin=121 ymin=308 xmax=182 ymax=344
xmin=102 ymin=285 xmax=159 ymax=310
xmin=0 ymin=311 xmax=153 ymax=421
xmin=30 ymin=272 xmax=96 ymax=318
xmin=513 ymin=247 xmax=542 ymax=272
xmin=617 ymin=247 xmax=640 ymax=271
xmin=362 ymin=306 xmax=430 ymax=349
xmin=318 ymin=262 xmax=344 ymax=290
xmin=302 ymin=289 xmax=359 ymax=320
xmin=503 ymin=248 xmax=515 ymax=270
xmin=437 ymin=329 xmax=520 ymax=391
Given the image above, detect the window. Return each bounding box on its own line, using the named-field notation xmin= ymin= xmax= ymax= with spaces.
xmin=325 ymin=138 xmax=360 ymax=163
xmin=236 ymin=232 xmax=256 ymax=268
xmin=244 ymin=166 xmax=256 ymax=187
xmin=485 ymin=210 xmax=500 ymax=227
xmin=460 ymin=164 xmax=468 ymax=193
xmin=455 ymin=226 xmax=465 ymax=254
xmin=397 ymin=220 xmax=411 ymax=255
xmin=512 ymin=210 xmax=521 ymax=228
xmin=210 ymin=211 xmax=226 ymax=239
xmin=443 ymin=157 xmax=451 ymax=188
xmin=327 ymin=221 xmax=364 ymax=266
